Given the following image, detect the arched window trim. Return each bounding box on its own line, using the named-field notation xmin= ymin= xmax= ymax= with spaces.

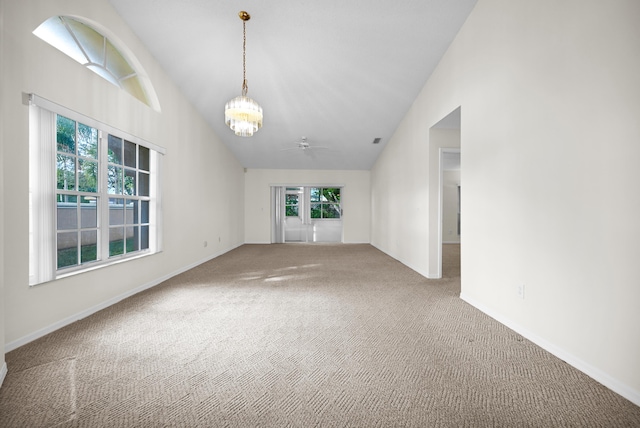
xmin=33 ymin=15 xmax=161 ymax=112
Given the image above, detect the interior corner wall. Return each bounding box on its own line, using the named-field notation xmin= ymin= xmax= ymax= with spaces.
xmin=371 ymin=0 xmax=640 ymax=405
xmin=244 ymin=169 xmax=371 ymax=244
xmin=1 ymin=0 xmax=245 ymax=349
xmin=0 ymin=0 xmax=6 ymax=385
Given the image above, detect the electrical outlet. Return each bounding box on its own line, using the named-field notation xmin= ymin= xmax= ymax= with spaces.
xmin=203 ymin=241 xmax=208 ymax=247
xmin=516 ymin=283 xmax=525 ymax=299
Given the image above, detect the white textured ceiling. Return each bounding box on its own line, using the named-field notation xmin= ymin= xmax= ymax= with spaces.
xmin=108 ymin=0 xmax=476 ymax=170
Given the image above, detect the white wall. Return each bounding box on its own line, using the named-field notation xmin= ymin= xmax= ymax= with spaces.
xmin=372 ymin=0 xmax=640 ymax=405
xmin=0 ymin=0 xmax=6 ymax=385
xmin=245 ymin=169 xmax=370 ymax=244
xmin=443 ymin=170 xmax=460 ymax=244
xmin=1 ymin=0 xmax=245 ymax=348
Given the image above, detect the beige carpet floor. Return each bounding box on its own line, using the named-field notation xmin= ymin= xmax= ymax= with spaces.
xmin=0 ymin=243 xmax=639 ymax=427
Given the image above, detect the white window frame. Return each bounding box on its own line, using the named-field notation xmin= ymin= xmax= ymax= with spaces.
xmin=28 ymin=94 xmax=165 ymax=286
xmin=309 ymin=187 xmax=342 ymax=220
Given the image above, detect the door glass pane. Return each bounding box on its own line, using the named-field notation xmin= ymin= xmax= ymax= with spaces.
xmin=57 ymin=195 xmax=77 ymax=230
xmin=109 ymin=227 xmax=125 ymax=257
xmin=56 ymin=115 xmax=76 ymax=154
xmin=57 ymin=155 xmax=76 ymax=190
xmin=310 ymin=187 xmax=320 ymax=202
xmin=109 ymin=198 xmax=124 ymax=225
xmin=78 ymin=159 xmax=98 ymax=192
xmin=310 ymin=203 xmax=321 ymax=219
xmin=124 ymin=140 xmax=136 ymax=167
xmin=81 ymin=196 xmax=98 ymax=228
xmin=108 ymin=135 xmax=122 ymax=164
xmin=77 ymin=123 xmax=98 ymax=159
xmin=57 ymin=231 xmax=78 ymax=268
xmin=81 ymin=230 xmax=98 ymax=263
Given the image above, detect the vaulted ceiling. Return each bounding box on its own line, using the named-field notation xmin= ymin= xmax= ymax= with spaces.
xmin=108 ymin=0 xmax=476 ymax=170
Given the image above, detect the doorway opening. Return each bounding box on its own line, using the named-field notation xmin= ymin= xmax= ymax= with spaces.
xmin=428 ymin=107 xmax=461 ymax=279
xmin=271 ymin=186 xmax=343 ymax=243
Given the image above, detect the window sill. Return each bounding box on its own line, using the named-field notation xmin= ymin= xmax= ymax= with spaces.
xmin=30 ymin=250 xmax=161 ymax=287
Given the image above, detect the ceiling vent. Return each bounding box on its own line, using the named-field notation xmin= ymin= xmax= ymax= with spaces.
xmin=372 ymin=137 xmax=382 ymax=144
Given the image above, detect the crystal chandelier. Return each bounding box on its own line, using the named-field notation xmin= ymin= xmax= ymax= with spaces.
xmin=225 ymin=11 xmax=263 ymax=137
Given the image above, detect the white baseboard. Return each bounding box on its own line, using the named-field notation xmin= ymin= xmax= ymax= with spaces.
xmin=0 ymin=362 xmax=7 ymax=388
xmin=460 ymin=293 xmax=640 ymax=407
xmin=5 ymin=244 xmax=242 ymax=353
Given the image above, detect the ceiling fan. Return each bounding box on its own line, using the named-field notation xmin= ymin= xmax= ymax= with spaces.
xmin=282 ymin=137 xmax=329 ymax=153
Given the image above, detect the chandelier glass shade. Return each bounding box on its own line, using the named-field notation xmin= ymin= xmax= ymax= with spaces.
xmin=225 ymin=95 xmax=263 ymax=137
xmin=225 ymin=11 xmax=263 ymax=137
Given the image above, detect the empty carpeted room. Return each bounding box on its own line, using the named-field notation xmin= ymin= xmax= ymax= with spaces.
xmin=1 ymin=0 xmax=639 ymax=426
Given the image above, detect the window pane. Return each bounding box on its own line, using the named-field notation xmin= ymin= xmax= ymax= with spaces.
xmin=57 ymin=231 xmax=78 ymax=268
xmin=108 ymin=135 xmax=122 ymax=164
xmin=131 ymin=226 xmax=140 ymax=252
xmin=57 ymin=154 xmax=76 ymax=190
xmin=310 ymin=203 xmax=321 ymax=219
xmin=125 ymin=200 xmax=136 ymax=224
xmin=77 ymin=123 xmax=98 ymax=159
xmin=81 ymin=230 xmax=98 ymax=263
xmin=109 ymin=227 xmax=125 ymax=257
xmin=124 ymin=168 xmax=136 ymax=195
xmin=57 ymin=195 xmax=77 ymax=230
xmin=286 ymin=194 xmax=298 ymax=204
xmin=138 ymin=172 xmax=149 ymax=197
xmin=107 ymin=165 xmax=123 ymax=194
xmin=126 ymin=226 xmax=138 ymax=252
xmin=286 ymin=206 xmax=299 ymax=217
xmin=129 ymin=200 xmax=139 ymax=225
xmin=323 ymin=188 xmax=340 ymax=203
xmin=78 ymin=159 xmax=98 ymax=192
xmin=56 ymin=115 xmax=75 ymax=154
xmin=310 ymin=188 xmax=320 ymax=202
xmin=139 ymin=146 xmax=150 ymax=171
xmin=64 ymin=17 xmax=105 ymax=65
xmin=322 ymin=203 xmax=341 ymax=219
xmin=141 ymin=225 xmax=149 ymax=250
xmin=81 ymin=196 xmax=97 ymax=228
xmin=124 ymin=140 xmax=136 ymax=168
xmin=141 ymin=201 xmax=149 ymax=224
xmin=109 ymin=198 xmax=124 ymax=225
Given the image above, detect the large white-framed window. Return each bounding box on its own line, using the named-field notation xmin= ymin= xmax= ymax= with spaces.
xmin=29 ymin=94 xmax=165 ymax=285
xmin=310 ymin=187 xmax=341 ymax=219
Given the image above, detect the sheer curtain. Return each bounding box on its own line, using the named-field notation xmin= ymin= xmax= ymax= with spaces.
xmin=271 ymin=186 xmax=285 ymax=243
xmin=29 ymin=103 xmax=57 ymax=285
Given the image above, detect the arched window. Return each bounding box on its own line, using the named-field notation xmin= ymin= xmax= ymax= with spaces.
xmin=33 ymin=16 xmax=161 ymax=112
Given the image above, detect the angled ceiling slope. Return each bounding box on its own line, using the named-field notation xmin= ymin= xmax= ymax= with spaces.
xmin=108 ymin=0 xmax=477 ymax=170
